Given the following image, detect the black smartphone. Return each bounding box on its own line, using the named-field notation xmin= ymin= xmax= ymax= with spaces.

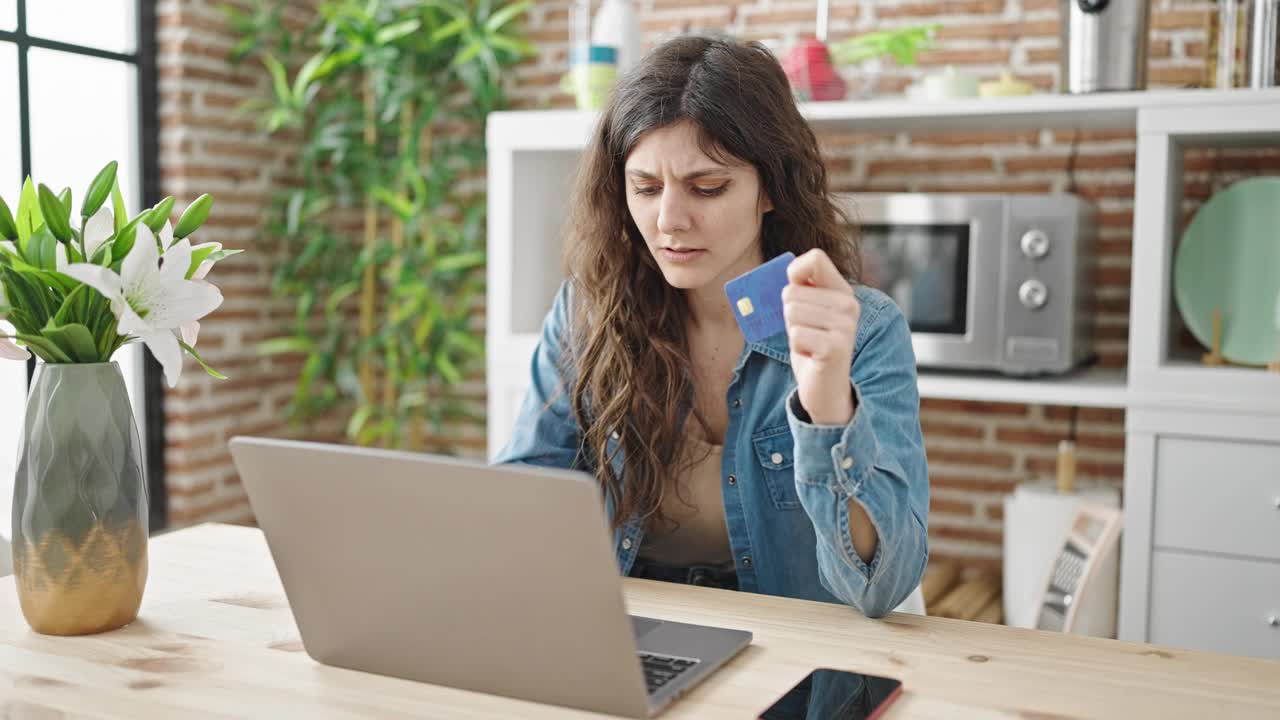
xmin=756 ymin=668 xmax=903 ymax=720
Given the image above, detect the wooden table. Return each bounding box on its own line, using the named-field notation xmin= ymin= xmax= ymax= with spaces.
xmin=2 ymin=524 xmax=1277 ymax=719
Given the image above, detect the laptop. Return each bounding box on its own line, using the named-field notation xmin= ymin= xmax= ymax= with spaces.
xmin=229 ymin=436 xmax=752 ymax=718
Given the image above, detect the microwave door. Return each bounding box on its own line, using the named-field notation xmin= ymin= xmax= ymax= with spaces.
xmin=843 ymin=193 xmax=1006 ymax=371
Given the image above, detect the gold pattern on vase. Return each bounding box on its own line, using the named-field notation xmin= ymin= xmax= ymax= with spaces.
xmin=13 ymin=520 xmax=148 ymax=636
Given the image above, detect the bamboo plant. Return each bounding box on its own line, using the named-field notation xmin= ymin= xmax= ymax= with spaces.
xmin=226 ymin=0 xmax=533 ymax=450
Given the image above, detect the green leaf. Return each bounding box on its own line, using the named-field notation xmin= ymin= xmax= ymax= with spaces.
xmin=374 ymin=19 xmax=421 ymax=45
xmin=346 ymin=404 xmax=375 ymax=440
xmin=256 ymin=336 xmax=313 ymax=355
xmin=485 ymin=1 xmax=530 ymax=33
xmin=452 ymin=38 xmax=484 ymax=68
xmin=488 ymin=34 xmax=536 ymax=58
xmin=27 ymin=226 xmax=58 ymax=271
xmin=313 ymin=48 xmax=360 ymax=79
xmin=37 ymin=184 xmax=72 ymax=242
xmin=445 ymin=329 xmax=483 ymax=356
xmin=43 ymin=322 xmax=100 ymax=363
xmin=0 ymin=196 xmax=16 ymax=240
xmin=292 ymin=51 xmax=327 ymax=101
xmin=371 ymin=186 xmax=415 ymax=218
xmin=16 ymin=333 xmax=72 ymax=363
xmin=263 ymin=53 xmax=292 ymax=104
xmin=181 ymin=340 xmax=228 ymax=380
xmin=430 ymin=16 xmax=467 ymax=43
xmin=16 ymin=178 xmax=43 ymax=245
xmin=143 ymin=196 xmax=175 ymax=232
xmin=111 ymin=178 xmax=128 ymax=232
xmin=433 ymin=251 xmax=485 ymax=273
xmin=174 ymin=193 xmax=214 ymax=239
xmin=83 ymin=161 xmax=118 ymax=218
xmin=435 ymin=349 xmax=461 ymax=384
xmin=57 ymin=187 xmax=72 ymax=215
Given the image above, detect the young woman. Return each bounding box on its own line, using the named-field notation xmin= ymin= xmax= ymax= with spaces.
xmin=495 ymin=35 xmax=928 ymax=620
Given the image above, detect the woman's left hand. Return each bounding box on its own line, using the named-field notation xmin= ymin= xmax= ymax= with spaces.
xmin=782 ymin=249 xmax=861 ymax=426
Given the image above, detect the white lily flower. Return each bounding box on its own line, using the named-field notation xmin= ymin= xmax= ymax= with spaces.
xmin=0 ymin=283 xmax=30 ymax=361
xmin=62 ymin=226 xmax=222 ymax=387
xmin=179 ymin=243 xmax=219 ymax=347
xmin=82 ymin=206 xmax=114 ymax=259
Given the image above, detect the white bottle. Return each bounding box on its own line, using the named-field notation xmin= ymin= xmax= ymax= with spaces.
xmin=591 ymin=0 xmax=642 ymax=74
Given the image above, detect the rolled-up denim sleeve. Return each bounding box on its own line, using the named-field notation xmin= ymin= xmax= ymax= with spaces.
xmin=785 ymin=296 xmax=929 ymax=618
xmin=491 ymin=282 xmax=589 ymax=471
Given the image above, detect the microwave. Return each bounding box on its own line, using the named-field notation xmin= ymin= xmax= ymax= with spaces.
xmin=834 ymin=193 xmax=1097 ymax=376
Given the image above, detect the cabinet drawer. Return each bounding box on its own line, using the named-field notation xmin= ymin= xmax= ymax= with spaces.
xmin=1148 ymin=550 xmax=1280 ymax=660
xmin=1153 ymin=436 xmax=1280 ymax=561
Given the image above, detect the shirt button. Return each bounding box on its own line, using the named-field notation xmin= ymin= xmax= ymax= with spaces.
xmin=840 ymin=456 xmax=854 ymax=470
xmin=622 ymin=537 xmax=633 ymax=550
xmin=732 ymin=398 xmax=742 ymax=409
xmin=742 ymin=556 xmax=753 ymax=569
xmin=770 ymin=452 xmax=784 ymax=465
xmin=727 ymin=474 xmax=737 ymax=485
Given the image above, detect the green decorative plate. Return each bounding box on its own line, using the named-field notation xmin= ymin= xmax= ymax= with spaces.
xmin=1174 ymin=177 xmax=1280 ymax=366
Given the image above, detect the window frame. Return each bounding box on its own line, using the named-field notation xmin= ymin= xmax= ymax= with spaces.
xmin=0 ymin=0 xmax=166 ymax=531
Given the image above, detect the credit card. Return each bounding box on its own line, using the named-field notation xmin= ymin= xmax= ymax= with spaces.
xmin=724 ymin=251 xmax=794 ymax=343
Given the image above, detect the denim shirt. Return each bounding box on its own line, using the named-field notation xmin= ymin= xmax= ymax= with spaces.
xmin=493 ymin=281 xmax=929 ymax=618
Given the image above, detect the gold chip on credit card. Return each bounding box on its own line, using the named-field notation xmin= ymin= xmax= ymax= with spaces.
xmin=736 ymin=297 xmax=754 ymax=316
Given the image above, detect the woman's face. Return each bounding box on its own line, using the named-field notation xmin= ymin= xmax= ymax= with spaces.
xmin=624 ymin=121 xmax=773 ymax=293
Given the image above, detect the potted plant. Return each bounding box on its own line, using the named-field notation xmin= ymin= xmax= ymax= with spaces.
xmin=226 ymin=0 xmax=532 ymax=451
xmin=0 ymin=162 xmax=236 ymax=635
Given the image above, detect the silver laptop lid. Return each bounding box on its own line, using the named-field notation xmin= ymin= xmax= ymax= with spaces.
xmin=230 ymin=436 xmax=652 ymax=718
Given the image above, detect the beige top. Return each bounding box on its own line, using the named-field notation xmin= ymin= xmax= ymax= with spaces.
xmin=637 ymin=434 xmax=732 ymax=566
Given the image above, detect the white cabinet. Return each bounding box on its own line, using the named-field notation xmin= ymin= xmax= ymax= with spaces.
xmin=1121 ymin=408 xmax=1280 ymax=659
xmin=1148 ymin=550 xmax=1280 ymax=660
xmin=1153 ymin=437 xmax=1280 ymax=562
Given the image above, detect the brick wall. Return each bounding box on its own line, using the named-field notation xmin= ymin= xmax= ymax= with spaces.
xmin=157 ymin=0 xmax=341 ymax=527
xmin=157 ymin=0 xmax=1277 ymax=569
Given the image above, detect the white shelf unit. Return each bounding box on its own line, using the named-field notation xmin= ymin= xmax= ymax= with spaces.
xmin=487 ymin=86 xmax=1280 ymax=454
xmin=483 ymin=87 xmax=1280 ymax=653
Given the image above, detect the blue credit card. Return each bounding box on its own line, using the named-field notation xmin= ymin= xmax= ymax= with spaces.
xmin=724 ymin=251 xmax=795 ymax=343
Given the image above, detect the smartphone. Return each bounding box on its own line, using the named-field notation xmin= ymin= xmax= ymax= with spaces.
xmin=756 ymin=668 xmax=903 ymax=720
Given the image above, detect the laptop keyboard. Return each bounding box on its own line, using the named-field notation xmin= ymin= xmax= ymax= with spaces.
xmin=638 ymin=652 xmax=699 ymax=694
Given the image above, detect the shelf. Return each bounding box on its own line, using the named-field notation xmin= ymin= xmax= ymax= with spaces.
xmin=491 ymin=334 xmax=1129 ymax=409
xmin=916 ymin=367 xmax=1127 ymax=409
xmin=486 ymin=87 xmax=1280 ymax=152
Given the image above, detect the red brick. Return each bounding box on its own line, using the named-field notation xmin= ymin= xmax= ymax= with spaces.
xmin=931 ymin=525 xmax=1002 ymax=545
xmin=936 ymin=20 xmax=1056 ymax=41
xmin=1027 ymin=48 xmax=1058 ymax=64
xmin=995 ymin=428 xmax=1066 ymax=447
xmin=926 ymin=446 xmax=1016 ymax=470
xmin=1004 ymin=152 xmax=1136 ymax=174
xmin=930 ymin=497 xmax=976 ymax=516
xmin=1024 ymin=457 xmax=1124 ymax=478
xmin=1151 ymin=10 xmax=1211 ymax=31
xmin=878 ymin=1 xmax=1004 ymax=19
xmin=922 ymin=420 xmax=985 ymax=440
xmin=1149 ymin=66 xmax=1209 ymax=88
xmin=929 ymin=472 xmax=1016 ymax=493
xmin=907 ymin=131 xmax=1040 ymax=147
xmin=917 ymin=48 xmax=1012 ymax=66
xmin=867 ymin=157 xmax=995 ymax=176
xmin=922 ymin=399 xmax=1028 ymax=417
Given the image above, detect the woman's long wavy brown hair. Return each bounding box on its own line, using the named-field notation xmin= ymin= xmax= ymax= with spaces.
xmin=563 ymin=35 xmax=860 ymax=529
